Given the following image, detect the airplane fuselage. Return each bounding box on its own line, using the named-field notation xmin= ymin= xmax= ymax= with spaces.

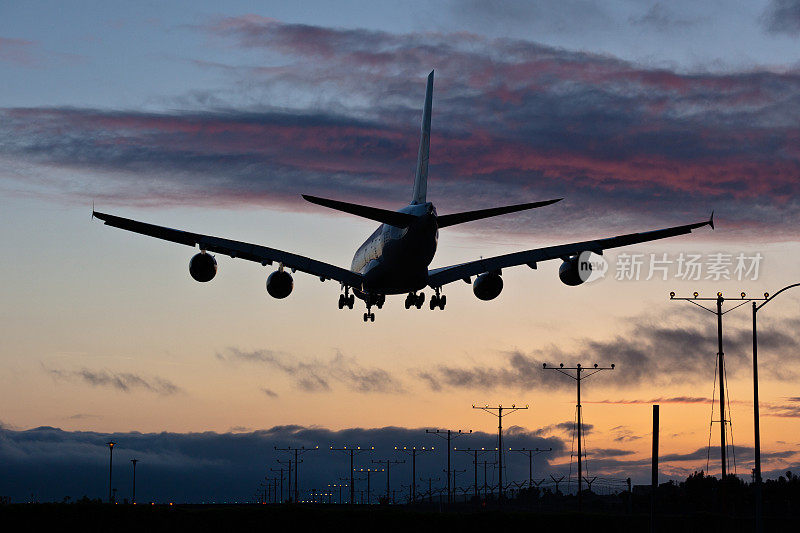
xmin=351 ymin=202 xmax=438 ymax=297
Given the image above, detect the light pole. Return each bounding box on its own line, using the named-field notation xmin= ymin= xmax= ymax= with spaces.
xmin=472 ymin=405 xmax=528 ymax=499
xmin=130 ymin=458 xmax=138 ymax=504
xmin=106 ymin=441 xmax=116 ymax=503
xmin=752 ymin=283 xmax=799 ymax=533
xmin=542 ymin=362 xmax=613 ymax=510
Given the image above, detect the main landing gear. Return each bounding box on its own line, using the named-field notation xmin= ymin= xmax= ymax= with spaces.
xmin=404 ymin=292 xmax=425 ymax=309
xmin=338 ymin=288 xmax=355 ymax=309
xmin=430 ymin=288 xmax=446 ymax=310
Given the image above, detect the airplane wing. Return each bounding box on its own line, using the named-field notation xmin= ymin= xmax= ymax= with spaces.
xmin=92 ymin=211 xmax=364 ymax=287
xmin=427 ymin=213 xmax=714 ymax=288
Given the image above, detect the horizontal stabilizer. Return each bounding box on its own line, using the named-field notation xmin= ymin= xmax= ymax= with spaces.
xmin=436 ymin=198 xmax=562 ymax=228
xmin=302 ymin=195 xmax=418 ymax=228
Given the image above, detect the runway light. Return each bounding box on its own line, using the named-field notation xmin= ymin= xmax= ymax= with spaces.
xmin=717 ymin=292 xmax=723 ymax=297
xmin=693 ymin=292 xmax=699 ymax=298
xmin=741 ymin=292 xmax=746 ymax=299
xmin=764 ymin=292 xmax=769 ymax=298
xmin=669 ymin=291 xmax=675 ymax=298
xmin=611 ymin=364 xmax=615 ymax=369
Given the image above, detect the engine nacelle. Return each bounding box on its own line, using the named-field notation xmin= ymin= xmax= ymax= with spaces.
xmin=473 ymin=271 xmax=503 ymax=301
xmin=558 ymin=255 xmax=586 ymax=286
xmin=266 ymin=270 xmax=294 ymax=299
xmin=189 ymin=253 xmax=217 ymax=282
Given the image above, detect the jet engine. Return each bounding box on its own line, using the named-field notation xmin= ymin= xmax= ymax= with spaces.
xmin=473 ymin=271 xmax=503 ymax=301
xmin=189 ymin=253 xmax=217 ymax=282
xmin=558 ymin=255 xmax=585 ymax=286
xmin=266 ymin=270 xmax=294 ymax=299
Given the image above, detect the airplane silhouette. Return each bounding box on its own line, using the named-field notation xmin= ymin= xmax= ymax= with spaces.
xmin=93 ymin=70 xmax=713 ymax=322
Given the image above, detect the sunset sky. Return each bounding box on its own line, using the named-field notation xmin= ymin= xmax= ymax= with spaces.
xmin=1 ymin=1 xmax=799 ymax=502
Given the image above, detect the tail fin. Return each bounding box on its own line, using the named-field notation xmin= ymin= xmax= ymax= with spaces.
xmin=412 ymin=70 xmax=434 ymax=205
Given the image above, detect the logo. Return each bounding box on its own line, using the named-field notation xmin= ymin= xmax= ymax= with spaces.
xmin=578 ymin=251 xmax=608 ymax=283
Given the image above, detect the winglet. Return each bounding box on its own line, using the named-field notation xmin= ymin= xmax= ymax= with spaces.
xmin=91 ymin=200 xmax=95 ymax=220
xmin=709 ymin=210 xmax=714 ymax=230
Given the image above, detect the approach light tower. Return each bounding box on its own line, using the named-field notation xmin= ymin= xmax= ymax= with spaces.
xmin=275 ymin=446 xmax=319 ymax=502
xmin=472 ymin=404 xmax=528 ymax=499
xmin=394 ymin=446 xmax=434 ymax=503
xmin=669 ymin=291 xmax=761 ymax=479
xmin=130 ymin=458 xmax=138 ymax=504
xmin=426 ymin=428 xmax=471 ymax=503
xmin=106 ymin=441 xmax=116 ymax=503
xmin=507 ymin=447 xmax=553 ymax=489
xmin=330 ymin=446 xmax=373 ymax=504
xmin=542 ymin=362 xmax=614 ymax=509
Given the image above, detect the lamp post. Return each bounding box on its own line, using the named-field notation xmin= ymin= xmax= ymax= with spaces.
xmin=106 ymin=441 xmax=116 ymax=503
xmin=130 ymin=458 xmax=138 ymax=504
xmin=752 ymin=283 xmax=800 ymax=533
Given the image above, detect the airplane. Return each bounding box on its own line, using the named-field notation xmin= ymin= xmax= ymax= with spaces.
xmin=93 ymin=70 xmax=713 ymax=322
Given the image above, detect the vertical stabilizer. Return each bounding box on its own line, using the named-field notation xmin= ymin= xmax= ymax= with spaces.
xmin=412 ymin=70 xmax=434 ymax=204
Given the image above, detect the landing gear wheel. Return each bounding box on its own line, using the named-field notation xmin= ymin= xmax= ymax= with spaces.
xmin=415 ymin=292 xmax=425 ymax=309
xmin=439 ymin=295 xmax=446 ymax=310
xmin=338 ymin=294 xmax=345 ymax=309
xmin=348 ymin=295 xmax=355 ymax=309
xmin=430 ymin=296 xmax=438 ymax=310
xmin=369 ymin=313 xmax=375 ymax=322
xmin=363 ymin=313 xmax=369 ymax=322
xmin=404 ymin=298 xmax=411 ymax=310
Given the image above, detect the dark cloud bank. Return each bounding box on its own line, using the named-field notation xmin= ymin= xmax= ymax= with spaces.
xmin=2 ymin=423 xmax=795 ymax=503
xmin=2 ymin=19 xmax=799 ymax=238
xmin=0 ymin=424 xmax=562 ymax=503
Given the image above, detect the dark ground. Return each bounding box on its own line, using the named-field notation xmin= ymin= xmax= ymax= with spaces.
xmin=2 ymin=503 xmax=798 ymax=533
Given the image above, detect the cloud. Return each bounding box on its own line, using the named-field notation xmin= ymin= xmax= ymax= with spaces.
xmin=66 ymin=414 xmax=102 ymax=420
xmin=415 ymin=316 xmax=800 ymax=391
xmin=1 ymin=20 xmax=799 ymax=238
xmin=0 ymin=36 xmax=37 ymax=66
xmin=762 ymin=0 xmax=800 ymax=35
xmin=218 ymin=348 xmax=404 ymax=394
xmin=628 ymin=3 xmax=706 ymax=30
xmin=588 ymin=397 xmax=713 ymax=404
xmin=260 ymin=387 xmax=279 ymax=398
xmin=0 ymin=424 xmax=562 ymax=502
xmin=46 ymin=367 xmax=182 ymax=395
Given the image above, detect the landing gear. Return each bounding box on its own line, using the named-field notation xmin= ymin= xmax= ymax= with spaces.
xmin=430 ymin=289 xmax=446 ymax=310
xmin=405 ymin=292 xmax=425 ymax=309
xmin=363 ymin=301 xmax=376 ymax=322
xmin=338 ymin=289 xmax=355 ymax=309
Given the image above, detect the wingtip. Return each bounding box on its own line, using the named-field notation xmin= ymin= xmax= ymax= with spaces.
xmin=709 ymin=210 xmax=715 ymax=230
